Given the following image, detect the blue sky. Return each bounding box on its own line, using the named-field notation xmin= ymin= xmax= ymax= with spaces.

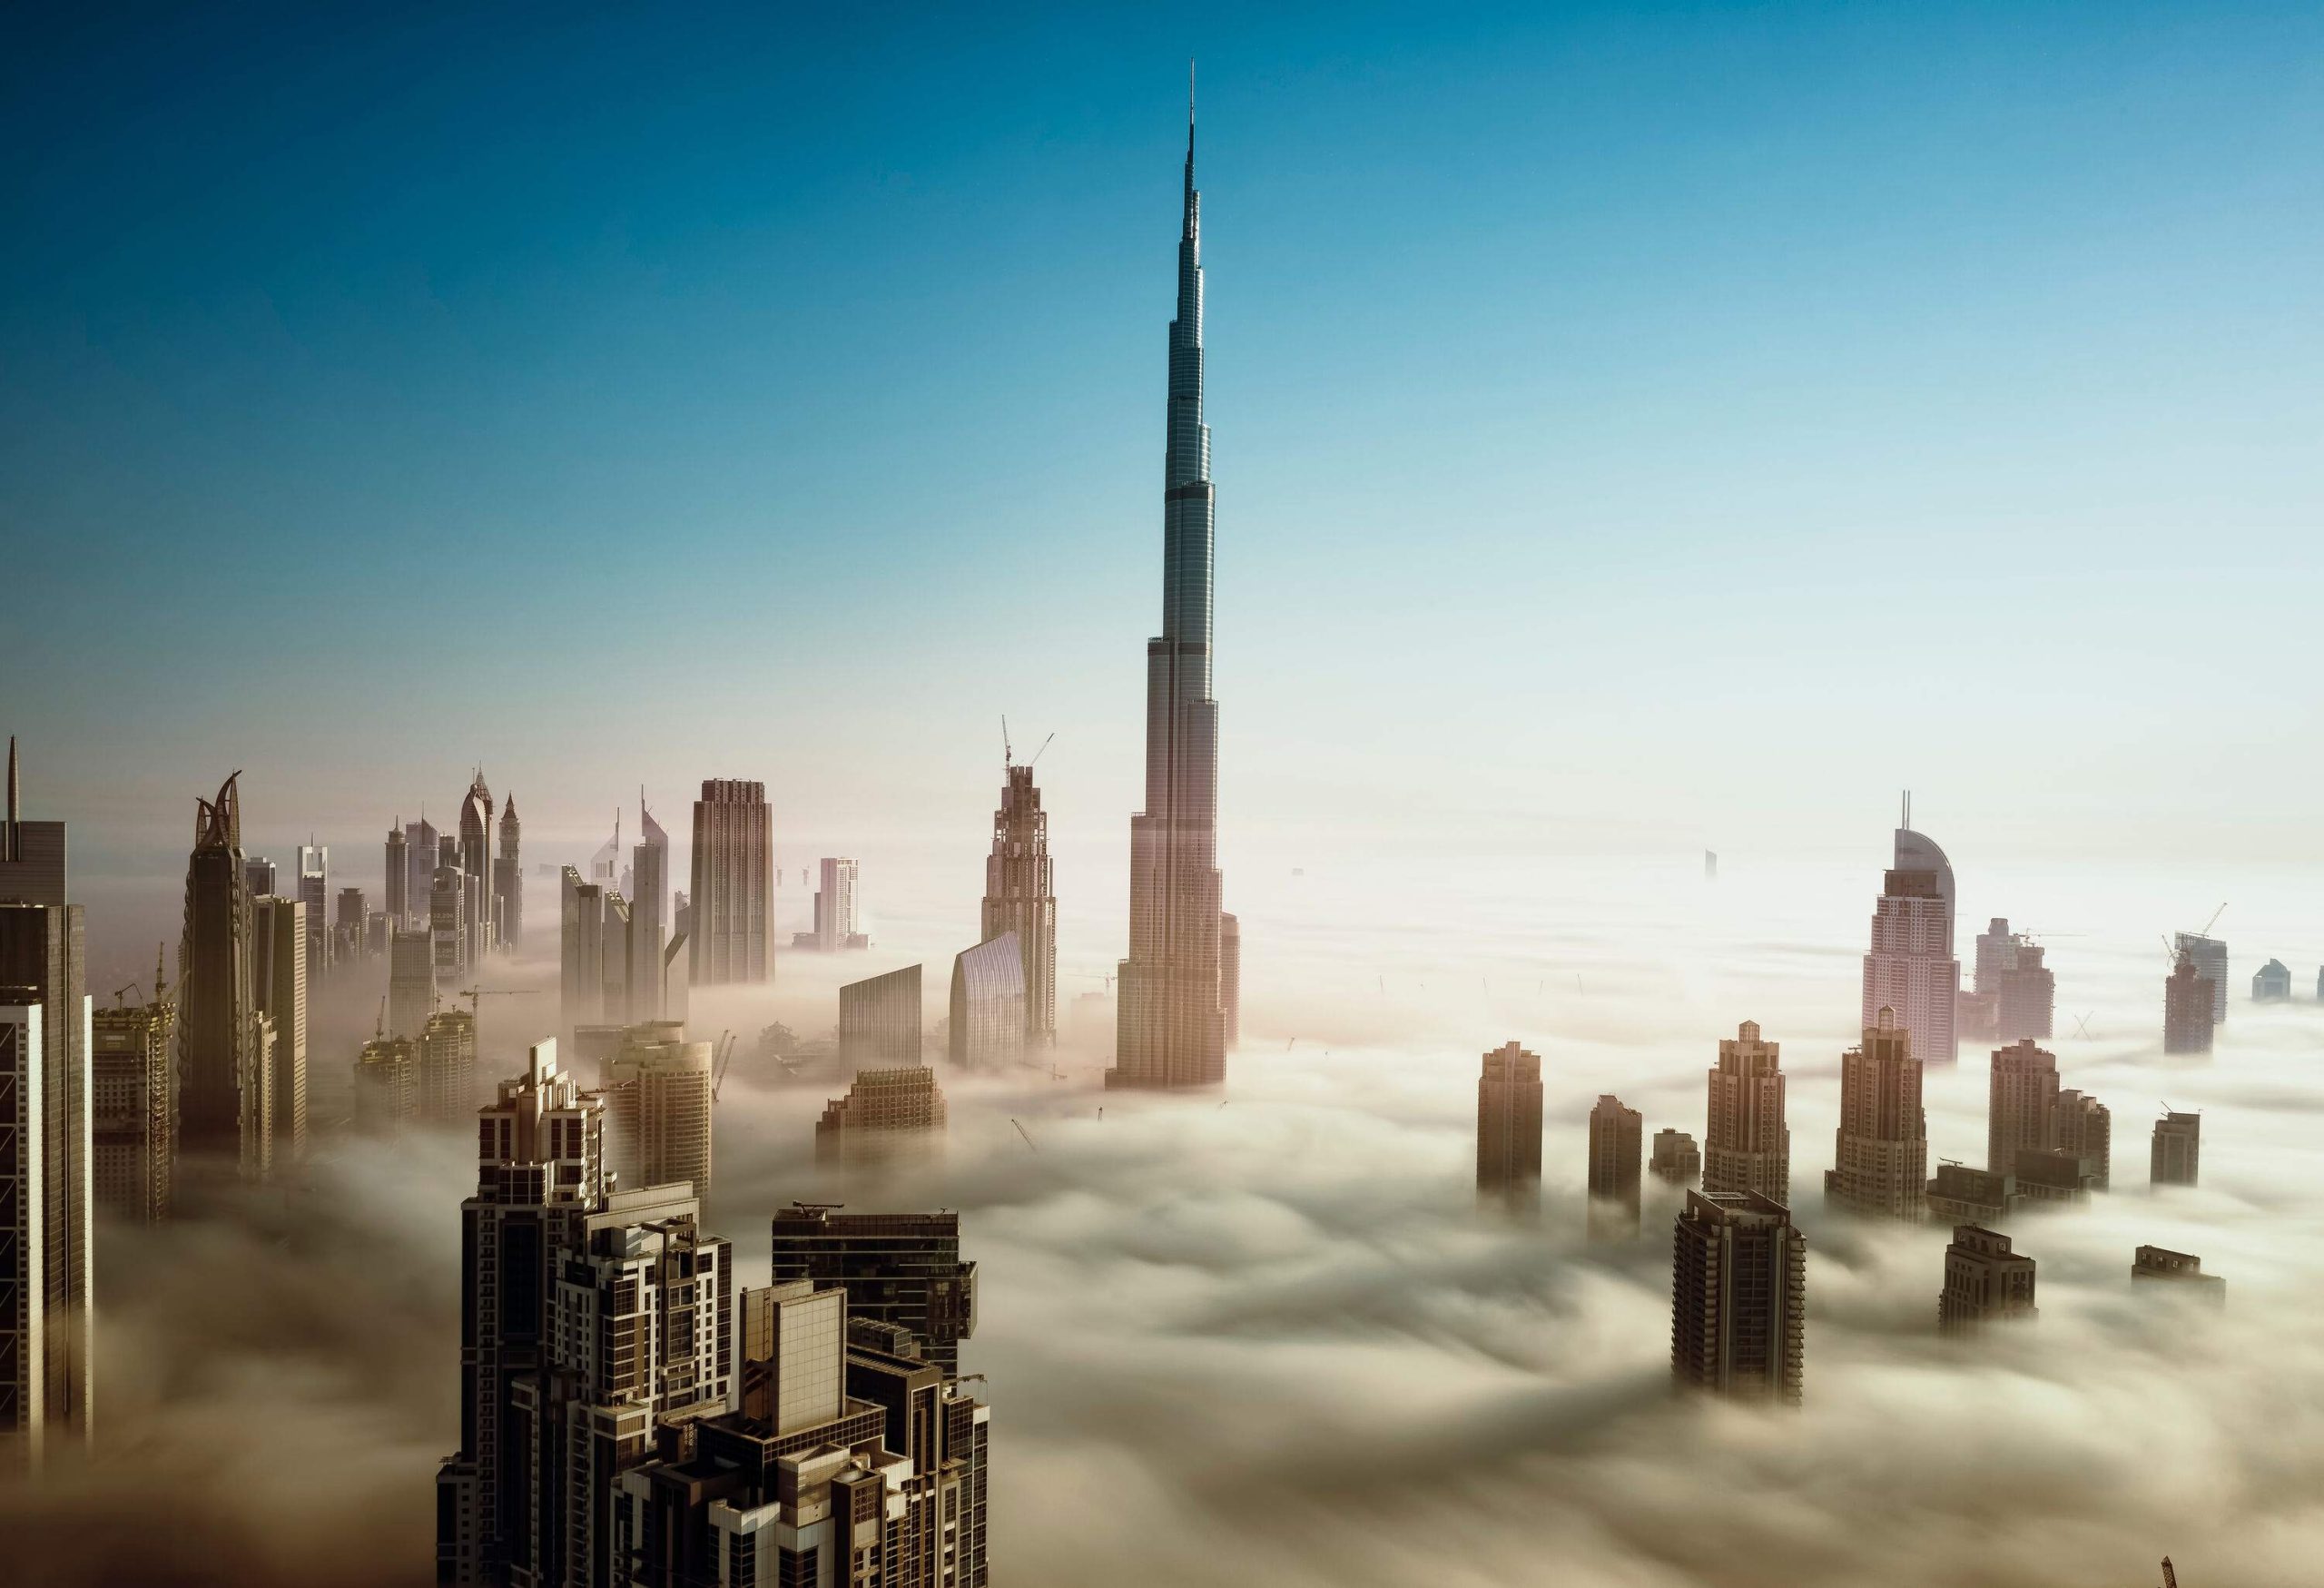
xmin=5 ymin=3 xmax=2320 ymax=912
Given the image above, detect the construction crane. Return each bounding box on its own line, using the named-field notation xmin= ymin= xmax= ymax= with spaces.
xmin=2161 ymin=1558 xmax=2178 ymax=1588
xmin=111 ymin=980 xmax=146 ymax=1009
xmin=457 ymin=985 xmax=542 ymax=1021
xmin=712 ymin=1030 xmax=738 ymax=1101
xmin=1009 ymin=1118 xmax=1038 ymax=1152
xmin=375 ymin=997 xmax=386 ymax=1040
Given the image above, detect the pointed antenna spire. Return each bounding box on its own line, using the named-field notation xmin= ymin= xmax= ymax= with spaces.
xmin=4 ymin=734 xmax=16 ymax=861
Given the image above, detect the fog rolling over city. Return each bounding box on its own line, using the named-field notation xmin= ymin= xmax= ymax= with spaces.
xmin=5 ymin=849 xmax=2319 ymax=1587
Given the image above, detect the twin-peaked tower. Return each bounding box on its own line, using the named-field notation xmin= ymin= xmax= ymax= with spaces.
xmin=1113 ymin=94 xmax=1235 ymax=1090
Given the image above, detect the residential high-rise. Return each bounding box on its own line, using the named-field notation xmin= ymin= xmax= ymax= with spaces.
xmin=251 ymin=895 xmax=308 ymax=1168
xmin=1588 ymin=1094 xmax=1643 ymax=1240
xmin=769 ymin=1204 xmax=979 ymax=1376
xmin=1861 ymin=816 xmax=1960 ymax=1065
xmin=2132 ymin=1245 xmax=2226 ymax=1303
xmin=404 ymin=815 xmax=439 ymax=925
xmin=1475 ymin=1041 xmax=1542 ymax=1210
xmin=179 ymin=773 xmax=271 ymax=1178
xmin=980 ymin=763 xmax=1056 ymax=1046
xmin=614 ymin=1280 xmax=990 ymax=1588
xmin=334 ymin=885 xmax=366 ymax=962
xmin=1825 ymin=1007 xmax=1927 ymax=1220
xmin=435 ymin=1040 xmax=610 ymax=1587
xmin=1987 ymin=1039 xmax=2059 ymax=1177
xmin=91 ymin=953 xmax=173 ymax=1223
xmin=840 ymin=963 xmax=922 ymax=1074
xmin=2151 ymin=1110 xmax=2201 ymax=1187
xmin=458 ymin=772 xmax=495 ymax=958
xmin=687 ymin=778 xmax=771 ymax=984
xmin=388 ymin=925 xmax=433 ymax=1039
xmin=296 ymin=843 xmax=330 ymax=979
xmin=384 ymin=823 xmax=409 ymax=923
xmin=1705 ymin=1021 xmax=1789 ymax=1203
xmin=603 ymin=1021 xmax=714 ymax=1199
xmin=430 ymin=863 xmax=468 ymax=996
xmin=816 ymin=1065 xmax=949 ymax=1164
xmin=1971 ymin=917 xmax=2055 ymax=1043
xmin=1111 ymin=100 xmax=1230 ymax=1094
xmin=949 ymin=932 xmax=1027 ymax=1073
xmin=2252 ymin=958 xmax=2291 ymax=1001
xmin=561 ymin=866 xmax=607 ymax=1037
xmin=417 ymin=1008 xmax=478 ymax=1124
xmin=2014 ymin=1145 xmax=2102 ymax=1204
xmin=628 ymin=792 xmax=669 ymax=1021
xmin=494 ymin=794 xmax=522 ymax=950
xmin=2174 ymin=932 xmax=2228 ymax=1022
xmin=1927 ymin=1163 xmax=2016 ymax=1225
xmin=532 ymin=1183 xmax=732 ymax=1588
xmin=1649 ymin=1128 xmax=1700 ymax=1186
xmin=352 ymin=1036 xmax=418 ymax=1132
xmin=2053 ymin=1087 xmax=2112 ymax=1190
xmin=1670 ymin=1189 xmax=1806 ymax=1405
xmin=243 ymin=854 xmax=277 ymax=899
xmin=2163 ymin=952 xmax=2214 ymax=1055
xmin=1939 ymin=1225 xmax=2037 ymax=1334
xmin=0 ymin=740 xmax=92 ymax=1466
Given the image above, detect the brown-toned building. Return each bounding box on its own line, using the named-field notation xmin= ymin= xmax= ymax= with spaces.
xmin=1587 ymin=1093 xmax=1643 ymax=1241
xmin=1705 ymin=1021 xmax=1788 ymax=1204
xmin=1671 ymin=1189 xmax=1806 ymax=1405
xmin=815 ymin=1065 xmax=947 ymax=1164
xmin=1476 ymin=1041 xmax=1542 ymax=1211
xmin=1940 ymin=1225 xmax=2036 ymax=1334
xmin=1824 ymin=1007 xmax=1925 ymax=1220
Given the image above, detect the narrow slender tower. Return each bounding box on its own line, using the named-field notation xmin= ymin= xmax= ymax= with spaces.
xmin=1113 ymin=82 xmax=1229 ymax=1090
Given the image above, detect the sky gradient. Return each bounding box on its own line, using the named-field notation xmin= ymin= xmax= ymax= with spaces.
xmin=5 ymin=3 xmax=2320 ymax=957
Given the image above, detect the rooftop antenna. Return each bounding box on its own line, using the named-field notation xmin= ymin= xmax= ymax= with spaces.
xmin=1901 ymin=789 xmax=1912 ymax=830
xmin=5 ymin=734 xmax=18 ymax=861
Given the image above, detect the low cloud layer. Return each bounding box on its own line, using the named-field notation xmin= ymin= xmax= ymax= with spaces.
xmin=11 ymin=853 xmax=2323 ymax=1585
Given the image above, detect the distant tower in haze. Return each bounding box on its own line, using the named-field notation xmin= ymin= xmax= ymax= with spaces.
xmin=797 ymin=856 xmax=866 ymax=952
xmin=981 ymin=762 xmax=1057 ymax=1047
xmin=388 ymin=926 xmax=433 ymax=1039
xmin=1219 ymin=912 xmax=1241 ymax=1051
xmin=688 ymin=779 xmax=770 ymax=984
xmin=1649 ymin=1128 xmax=1700 ymax=1186
xmin=1705 ymin=1021 xmax=1789 ymax=1204
xmin=2151 ymin=1110 xmax=2201 ymax=1187
xmin=629 ymin=792 xmax=668 ymax=1021
xmin=603 ymin=1022 xmax=714 ymax=1199
xmin=493 ymin=794 xmax=521 ymax=950
xmin=296 ymin=843 xmax=330 ymax=980
xmin=251 ymin=895 xmax=308 ymax=1167
xmin=404 ymin=815 xmax=438 ymax=924
xmin=2173 ymin=932 xmax=2228 ymax=1023
xmin=2252 ymin=958 xmax=2291 ymax=1001
xmin=1975 ymin=918 xmax=2055 ymax=1041
xmin=1587 ymin=1094 xmax=1643 ymax=1240
xmin=1939 ymin=1226 xmax=2036 ymax=1334
xmin=949 ymin=932 xmax=1027 ymax=1073
xmin=243 ymin=854 xmax=277 ymax=899
xmin=840 ymin=964 xmax=922 ymax=1074
xmin=2162 ymin=952 xmax=2214 ymax=1055
xmin=2053 ymin=1088 xmax=2112 ymax=1190
xmin=1987 ymin=1039 xmax=2058 ymax=1176
xmin=0 ymin=737 xmax=93 ymax=1466
xmin=416 ymin=1009 xmax=478 ymax=1123
xmin=815 ymin=1065 xmax=949 ymax=1164
xmin=1475 ymin=1041 xmax=1542 ymax=1210
xmin=384 ymin=822 xmax=409 ymax=923
xmin=1861 ymin=804 xmax=1960 ymax=1064
xmin=1670 ymin=1189 xmax=1805 ymax=1405
xmin=458 ymin=772 xmax=494 ymax=962
xmin=1823 ymin=1007 xmax=1926 ymax=1220
xmin=1111 ymin=96 xmax=1230 ymax=1093
xmin=92 ymin=949 xmax=173 ymax=1224
xmin=178 ymin=773 xmax=271 ymax=1179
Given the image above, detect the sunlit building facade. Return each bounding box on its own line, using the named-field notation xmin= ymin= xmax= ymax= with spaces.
xmin=948 ymin=932 xmax=1026 ymax=1074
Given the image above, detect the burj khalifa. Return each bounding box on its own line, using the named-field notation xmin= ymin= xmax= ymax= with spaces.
xmin=1110 ymin=94 xmax=1233 ymax=1090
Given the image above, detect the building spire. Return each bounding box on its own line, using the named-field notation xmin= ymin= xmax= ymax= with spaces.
xmin=1183 ymin=60 xmax=1198 ymax=240
xmin=4 ymin=734 xmax=16 ymax=861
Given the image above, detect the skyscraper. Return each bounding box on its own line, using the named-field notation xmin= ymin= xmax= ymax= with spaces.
xmin=458 ymin=772 xmax=494 ymax=960
xmin=2173 ymin=932 xmax=2228 ymax=1022
xmin=0 ymin=740 xmax=91 ymax=1465
xmin=1587 ymin=1094 xmax=1643 ymax=1240
xmin=435 ymin=1040 xmax=609 ymax=1587
xmin=2163 ymin=951 xmax=2214 ymax=1055
xmin=1705 ymin=1021 xmax=1789 ymax=1204
xmin=416 ymin=1008 xmax=478 ymax=1123
xmin=494 ymin=794 xmax=522 ymax=950
xmin=1475 ymin=1041 xmax=1542 ymax=1210
xmin=980 ymin=764 xmax=1056 ymax=1046
xmin=251 ymin=895 xmax=308 ymax=1169
xmin=179 ymin=773 xmax=271 ymax=1178
xmin=628 ymin=792 xmax=668 ymax=1021
xmin=2252 ymin=958 xmax=2291 ymax=1001
xmin=1219 ymin=910 xmax=1241 ymax=1052
xmin=840 ymin=963 xmax=922 ymax=1074
xmin=769 ymin=1204 xmax=979 ymax=1376
xmin=91 ymin=954 xmax=173 ymax=1224
xmin=384 ymin=822 xmax=409 ymax=923
xmin=404 ymin=815 xmax=438 ymax=925
xmin=296 ymin=842 xmax=330 ymax=980
xmin=430 ymin=863 xmax=468 ymax=999
xmin=388 ymin=925 xmax=433 ymax=1039
xmin=2053 ymin=1088 xmax=2112 ymax=1191
xmin=688 ymin=778 xmax=771 ymax=984
xmin=816 ymin=1065 xmax=949 ymax=1164
xmin=1986 ymin=1039 xmax=2059 ymax=1177
xmin=2152 ymin=1110 xmax=2201 ymax=1187
xmin=1649 ymin=1128 xmax=1700 ymax=1186
xmin=1670 ymin=1189 xmax=1806 ymax=1405
xmin=351 ymin=1035 xmax=418 ymax=1132
xmin=795 ymin=855 xmax=868 ymax=952
xmin=243 ymin=854 xmax=277 ymax=899
xmin=1111 ymin=99 xmax=1230 ymax=1093
xmin=2132 ymin=1245 xmax=2225 ymax=1304
xmin=1824 ymin=1007 xmax=1927 ymax=1220
xmin=603 ymin=1021 xmax=714 ymax=1198
xmin=1939 ymin=1226 xmax=2037 ymax=1334
xmin=1861 ymin=815 xmax=1960 ymax=1065
xmin=949 ymin=932 xmax=1027 ymax=1073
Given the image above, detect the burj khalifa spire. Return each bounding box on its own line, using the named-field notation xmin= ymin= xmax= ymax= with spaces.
xmin=1111 ymin=83 xmax=1233 ymax=1090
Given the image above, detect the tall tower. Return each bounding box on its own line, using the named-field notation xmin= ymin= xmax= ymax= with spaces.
xmin=1587 ymin=1093 xmax=1643 ymax=1241
xmin=629 ymin=791 xmax=668 ymax=1020
xmin=1704 ymin=1021 xmax=1789 ymax=1203
xmin=296 ymin=842 xmax=330 ymax=981
xmin=495 ymin=794 xmax=522 ymax=949
xmin=384 ymin=822 xmax=409 ymax=923
xmin=981 ymin=763 xmax=1057 ymax=1046
xmin=1475 ymin=1041 xmax=1542 ymax=1211
xmin=1861 ymin=809 xmax=1961 ymax=1065
xmin=1987 ymin=1039 xmax=2060 ymax=1176
xmin=458 ymin=772 xmax=493 ymax=962
xmin=1113 ymin=89 xmax=1229 ymax=1090
xmin=1670 ymin=1189 xmax=1806 ymax=1405
xmin=251 ymin=896 xmax=308 ymax=1168
xmin=1823 ymin=1007 xmax=1927 ymax=1220
xmin=687 ymin=779 xmax=770 ymax=984
xmin=179 ymin=774 xmax=271 ymax=1179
